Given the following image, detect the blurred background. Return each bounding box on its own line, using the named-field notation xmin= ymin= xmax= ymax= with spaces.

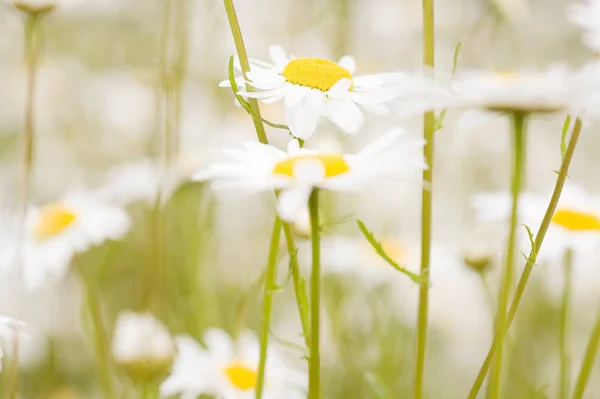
xmin=1 ymin=0 xmax=600 ymax=398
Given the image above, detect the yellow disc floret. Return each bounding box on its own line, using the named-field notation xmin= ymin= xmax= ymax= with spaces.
xmin=551 ymin=208 xmax=600 ymax=231
xmin=282 ymin=58 xmax=353 ymax=92
xmin=272 ymin=155 xmax=350 ymax=178
xmin=223 ymin=362 xmax=257 ymax=391
xmin=34 ymin=204 xmax=77 ymax=240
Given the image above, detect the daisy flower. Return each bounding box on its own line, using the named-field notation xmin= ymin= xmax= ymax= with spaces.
xmin=192 ymin=129 xmax=426 ymax=222
xmin=471 ymin=183 xmax=600 ymax=262
xmin=567 ymin=0 xmax=600 ymax=52
xmin=0 ymin=190 xmax=131 ymax=291
xmin=0 ymin=316 xmax=25 ymax=373
xmin=112 ymin=311 xmax=174 ymax=383
xmin=223 ymin=45 xmax=432 ymax=139
xmin=161 ymin=328 xmax=306 ymax=399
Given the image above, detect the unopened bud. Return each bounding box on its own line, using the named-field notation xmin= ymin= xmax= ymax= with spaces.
xmin=13 ymin=0 xmax=57 ymax=14
xmin=462 ymin=246 xmax=493 ymax=273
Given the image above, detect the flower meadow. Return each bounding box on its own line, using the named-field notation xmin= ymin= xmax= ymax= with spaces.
xmin=3 ymin=0 xmax=600 ymax=398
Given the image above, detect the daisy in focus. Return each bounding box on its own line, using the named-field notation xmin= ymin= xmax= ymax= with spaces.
xmin=0 ymin=315 xmax=25 ymax=373
xmin=471 ymin=183 xmax=600 ymax=262
xmin=223 ymin=45 xmax=433 ymax=139
xmin=193 ymin=129 xmax=426 ymax=222
xmin=0 ymin=191 xmax=131 ymax=291
xmin=567 ymin=0 xmax=600 ymax=52
xmin=161 ymin=328 xmax=306 ymax=399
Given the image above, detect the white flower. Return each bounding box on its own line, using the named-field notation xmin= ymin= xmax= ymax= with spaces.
xmin=0 ymin=191 xmax=131 ymax=291
xmin=95 ymin=159 xmax=163 ymax=206
xmin=0 ymin=316 xmax=25 ymax=373
xmin=112 ymin=311 xmax=174 ymax=382
xmin=223 ymin=45 xmax=431 ymax=139
xmin=193 ymin=129 xmax=426 ymax=222
xmin=161 ymin=328 xmax=306 ymax=399
xmin=567 ymin=0 xmax=600 ymax=52
xmin=471 ymin=183 xmax=600 ymax=262
xmin=447 ymin=65 xmax=597 ymax=117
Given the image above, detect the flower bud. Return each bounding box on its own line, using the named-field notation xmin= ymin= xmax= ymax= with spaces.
xmin=12 ymin=0 xmax=58 ymax=14
xmin=462 ymin=245 xmax=493 ymax=273
xmin=111 ymin=311 xmax=174 ymax=384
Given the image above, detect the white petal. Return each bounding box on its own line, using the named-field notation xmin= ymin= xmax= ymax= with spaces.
xmin=293 ymin=158 xmax=326 ymax=184
xmin=455 ymin=109 xmax=501 ymax=133
xmin=287 ymin=139 xmax=301 ymax=155
xmin=338 ymin=55 xmax=356 ymax=74
xmin=269 ymin=45 xmax=290 ymax=70
xmin=357 ymin=129 xmax=403 ymax=159
xmin=285 ymin=92 xmax=324 ymax=140
xmin=325 ymin=98 xmax=364 ymax=134
xmin=285 ymin=85 xmax=312 ymax=107
xmin=277 ymin=186 xmax=313 ymax=222
xmin=327 ymin=78 xmax=352 ymax=98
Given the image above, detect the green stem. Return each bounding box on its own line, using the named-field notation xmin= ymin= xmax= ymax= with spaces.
xmin=466 ymin=118 xmax=583 ymax=399
xmin=308 ymin=190 xmax=321 ymax=399
xmin=255 ymin=218 xmax=282 ymax=399
xmin=282 ymin=223 xmax=311 ymax=348
xmin=414 ymin=0 xmax=435 ymax=397
xmin=488 ymin=112 xmax=527 ymax=399
xmin=222 ymin=0 xmax=268 ymax=144
xmin=6 ymin=335 xmax=20 ymax=399
xmin=76 ymin=266 xmax=115 ymax=399
xmin=571 ymin=302 xmax=600 ymax=399
xmin=559 ymin=248 xmax=573 ymax=399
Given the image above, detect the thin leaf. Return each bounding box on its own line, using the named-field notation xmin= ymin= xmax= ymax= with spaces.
xmin=561 ymin=114 xmax=571 ymax=160
xmin=228 ymin=54 xmax=251 ymax=113
xmin=298 ymin=277 xmax=310 ymax=342
xmin=434 ymin=40 xmax=463 ymax=132
xmin=268 ymin=326 xmax=306 ymax=352
xmin=356 ymin=220 xmax=422 ymax=283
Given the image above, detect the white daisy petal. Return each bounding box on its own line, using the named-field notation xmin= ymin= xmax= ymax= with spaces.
xmin=327 ymin=78 xmax=352 ymax=98
xmin=268 ymin=45 xmax=290 ymax=69
xmin=277 ymin=185 xmax=313 ymax=222
xmin=338 ymin=55 xmax=356 ymax=74
xmin=325 ymin=97 xmax=365 ymax=134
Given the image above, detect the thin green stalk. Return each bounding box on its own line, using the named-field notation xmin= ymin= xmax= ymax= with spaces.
xmin=222 ymin=0 xmax=268 ymax=144
xmin=571 ymin=303 xmax=600 ymax=399
xmin=414 ymin=0 xmax=435 ymax=397
xmin=282 ymin=223 xmax=311 ymax=347
xmin=255 ymin=218 xmax=282 ymax=399
xmin=76 ymin=266 xmax=115 ymax=399
xmin=559 ymin=248 xmax=573 ymax=399
xmin=308 ymin=190 xmax=321 ymax=399
xmin=466 ymin=118 xmax=583 ymax=399
xmin=6 ymin=335 xmax=20 ymax=399
xmin=488 ymin=112 xmax=527 ymax=399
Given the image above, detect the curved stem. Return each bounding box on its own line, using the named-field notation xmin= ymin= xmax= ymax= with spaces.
xmin=222 ymin=0 xmax=268 ymax=144
xmin=255 ymin=218 xmax=282 ymax=399
xmin=76 ymin=265 xmax=115 ymax=399
xmin=308 ymin=190 xmax=321 ymax=399
xmin=488 ymin=112 xmax=527 ymax=399
xmin=466 ymin=118 xmax=583 ymax=399
xmin=559 ymin=248 xmax=573 ymax=399
xmin=414 ymin=0 xmax=435 ymax=396
xmin=571 ymin=303 xmax=600 ymax=399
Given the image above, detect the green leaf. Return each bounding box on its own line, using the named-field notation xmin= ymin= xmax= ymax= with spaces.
xmin=228 ymin=54 xmax=251 ymax=113
xmin=560 ymin=114 xmax=571 ymax=160
xmin=356 ymin=220 xmax=422 ymax=283
xmin=298 ymin=277 xmax=310 ymax=341
xmin=434 ymin=40 xmax=462 ymax=132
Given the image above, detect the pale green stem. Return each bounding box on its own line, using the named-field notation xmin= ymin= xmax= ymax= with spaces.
xmin=255 ymin=218 xmax=282 ymax=399
xmin=308 ymin=190 xmax=321 ymax=399
xmin=222 ymin=0 xmax=312 ymax=354
xmin=414 ymin=0 xmax=435 ymax=397
xmin=76 ymin=266 xmax=115 ymax=399
xmin=222 ymin=0 xmax=268 ymax=144
xmin=488 ymin=112 xmax=527 ymax=399
xmin=466 ymin=118 xmax=583 ymax=399
xmin=571 ymin=302 xmax=600 ymax=399
xmin=6 ymin=334 xmax=20 ymax=399
xmin=559 ymin=248 xmax=573 ymax=399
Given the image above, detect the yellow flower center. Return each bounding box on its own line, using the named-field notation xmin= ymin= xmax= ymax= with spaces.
xmin=551 ymin=208 xmax=600 ymax=231
xmin=272 ymin=155 xmax=350 ymax=178
xmin=34 ymin=204 xmax=77 ymax=240
xmin=223 ymin=362 xmax=257 ymax=391
xmin=282 ymin=58 xmax=353 ymax=91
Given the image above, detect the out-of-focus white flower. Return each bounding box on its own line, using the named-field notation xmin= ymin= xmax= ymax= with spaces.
xmin=223 ymin=45 xmax=433 ymax=139
xmin=0 ymin=191 xmax=131 ymax=291
xmin=11 ymin=0 xmax=57 ymax=13
xmin=489 ymin=0 xmax=530 ymax=23
xmin=471 ymin=183 xmax=600 ymax=261
xmin=95 ymin=160 xmax=162 ymax=206
xmin=567 ymin=0 xmax=600 ymax=52
xmin=193 ymin=129 xmax=426 ymax=222
xmin=0 ymin=315 xmax=25 ymax=373
xmin=161 ymin=328 xmax=307 ymax=399
xmin=112 ymin=311 xmax=174 ymax=383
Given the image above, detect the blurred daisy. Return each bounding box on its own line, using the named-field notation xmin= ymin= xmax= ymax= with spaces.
xmin=0 ymin=316 xmax=25 ymax=373
xmin=224 ymin=45 xmax=431 ymax=139
xmin=95 ymin=159 xmax=162 ymax=206
xmin=0 ymin=191 xmax=131 ymax=291
xmin=161 ymin=328 xmax=306 ymax=399
xmin=193 ymin=129 xmax=426 ymax=221
xmin=567 ymin=0 xmax=600 ymax=52
xmin=471 ymin=183 xmax=600 ymax=262
xmin=112 ymin=311 xmax=174 ymax=383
